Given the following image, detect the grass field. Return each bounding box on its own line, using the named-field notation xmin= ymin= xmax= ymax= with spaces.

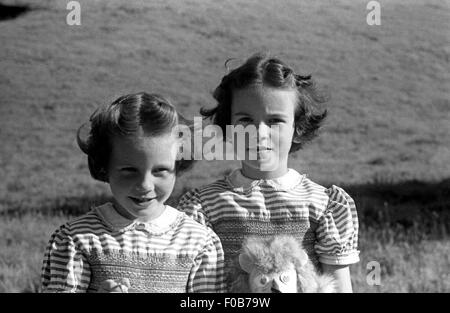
xmin=1 ymin=183 xmax=449 ymax=293
xmin=0 ymin=0 xmax=449 ymax=292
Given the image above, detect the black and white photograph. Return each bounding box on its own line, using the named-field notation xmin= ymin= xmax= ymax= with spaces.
xmin=0 ymin=0 xmax=449 ymax=298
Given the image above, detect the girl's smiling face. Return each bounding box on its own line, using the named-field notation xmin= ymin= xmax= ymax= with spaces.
xmin=231 ymin=85 xmax=297 ymax=179
xmin=107 ymin=133 xmax=178 ymax=222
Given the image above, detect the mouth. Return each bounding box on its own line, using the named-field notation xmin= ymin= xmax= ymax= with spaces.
xmin=246 ymin=147 xmax=273 ymax=161
xmin=247 ymin=146 xmax=272 ymax=152
xmin=128 ymin=196 xmax=157 ymax=206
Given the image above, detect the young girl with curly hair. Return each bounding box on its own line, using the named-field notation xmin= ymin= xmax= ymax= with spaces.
xmin=177 ymin=53 xmax=360 ymax=292
xmin=41 ymin=92 xmax=225 ymax=293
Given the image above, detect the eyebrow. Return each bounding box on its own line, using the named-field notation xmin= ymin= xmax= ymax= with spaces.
xmin=154 ymin=162 xmax=176 ymax=169
xmin=232 ymin=112 xmax=250 ymax=117
xmin=232 ymin=112 xmax=289 ymax=119
xmin=115 ymin=163 xmax=175 ymax=170
xmin=266 ymin=114 xmax=289 ymax=119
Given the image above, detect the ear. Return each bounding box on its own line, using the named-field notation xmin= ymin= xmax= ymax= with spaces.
xmin=292 ymin=126 xmax=303 ymax=143
xmin=238 ymin=253 xmax=255 ymax=273
xmin=292 ymin=136 xmax=302 ymax=144
xmin=298 ymin=249 xmax=308 ymax=267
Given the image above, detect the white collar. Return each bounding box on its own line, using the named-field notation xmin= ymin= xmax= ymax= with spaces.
xmin=225 ymin=168 xmax=304 ymax=192
xmin=95 ymin=203 xmax=181 ymax=234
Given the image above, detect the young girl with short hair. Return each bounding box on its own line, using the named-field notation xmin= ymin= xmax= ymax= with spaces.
xmin=177 ymin=53 xmax=360 ymax=292
xmin=41 ymin=92 xmax=225 ymax=293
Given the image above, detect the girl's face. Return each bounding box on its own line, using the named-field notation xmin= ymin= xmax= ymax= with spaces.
xmin=231 ymin=85 xmax=297 ymax=179
xmin=107 ymin=133 xmax=178 ymax=222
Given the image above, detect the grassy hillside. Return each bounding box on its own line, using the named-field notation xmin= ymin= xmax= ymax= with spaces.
xmin=1 ymin=0 xmax=449 ymax=213
xmin=0 ymin=0 xmax=449 ymax=292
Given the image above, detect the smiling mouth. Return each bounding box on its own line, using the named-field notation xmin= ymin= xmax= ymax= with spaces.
xmin=128 ymin=196 xmax=156 ymax=205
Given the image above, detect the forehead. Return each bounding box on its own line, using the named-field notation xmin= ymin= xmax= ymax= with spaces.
xmin=110 ymin=133 xmax=178 ymax=164
xmin=231 ymin=85 xmax=297 ymax=115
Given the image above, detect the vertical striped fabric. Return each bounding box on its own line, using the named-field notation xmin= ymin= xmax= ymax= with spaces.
xmin=41 ymin=204 xmax=226 ymax=293
xmin=177 ymin=168 xmax=360 ymax=288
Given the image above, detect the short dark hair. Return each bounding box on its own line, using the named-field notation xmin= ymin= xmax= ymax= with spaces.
xmin=77 ymin=92 xmax=193 ymax=182
xmin=201 ymin=52 xmax=328 ymax=152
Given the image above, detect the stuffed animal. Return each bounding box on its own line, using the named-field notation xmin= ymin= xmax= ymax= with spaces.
xmin=229 ymin=235 xmax=336 ymax=293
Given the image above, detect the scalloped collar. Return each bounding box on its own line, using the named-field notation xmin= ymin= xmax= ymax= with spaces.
xmin=225 ymin=168 xmax=305 ymax=192
xmin=95 ymin=202 xmax=181 ymax=235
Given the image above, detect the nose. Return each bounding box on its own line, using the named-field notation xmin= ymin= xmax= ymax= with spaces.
xmin=136 ymin=172 xmax=154 ymax=192
xmin=271 ymin=280 xmax=281 ymax=293
xmin=257 ymin=122 xmax=270 ymax=141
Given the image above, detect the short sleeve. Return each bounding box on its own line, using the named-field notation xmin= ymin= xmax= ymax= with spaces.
xmin=177 ymin=188 xmax=212 ymax=228
xmin=187 ymin=228 xmax=227 ymax=293
xmin=314 ymin=185 xmax=360 ymax=266
xmin=41 ymin=225 xmax=91 ymax=292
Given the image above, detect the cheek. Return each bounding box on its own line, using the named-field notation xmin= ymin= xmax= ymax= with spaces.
xmin=109 ymin=174 xmax=134 ymax=191
xmin=109 ymin=179 xmax=129 ymax=199
xmin=282 ymin=123 xmax=295 ymax=139
xmin=156 ymin=174 xmax=176 ymax=194
xmin=281 ymin=132 xmax=294 ymax=150
xmin=270 ymin=126 xmax=294 ymax=150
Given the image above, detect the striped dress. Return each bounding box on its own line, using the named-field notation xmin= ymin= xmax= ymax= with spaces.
xmin=177 ymin=168 xmax=360 ymax=288
xmin=41 ymin=204 xmax=226 ymax=293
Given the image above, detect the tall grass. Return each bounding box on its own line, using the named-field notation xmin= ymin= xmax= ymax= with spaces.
xmin=352 ymin=225 xmax=450 ymax=292
xmin=0 ymin=213 xmax=68 ymax=292
xmin=1 ymin=179 xmax=448 ymax=293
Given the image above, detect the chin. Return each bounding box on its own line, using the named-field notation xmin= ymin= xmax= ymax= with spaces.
xmin=249 ymin=161 xmax=279 ymax=173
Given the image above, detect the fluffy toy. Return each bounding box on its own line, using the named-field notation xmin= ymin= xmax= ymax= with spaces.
xmin=229 ymin=235 xmax=336 ymax=293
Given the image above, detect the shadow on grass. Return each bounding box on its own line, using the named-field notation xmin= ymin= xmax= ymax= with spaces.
xmin=344 ymin=178 xmax=450 ymax=237
xmin=0 ymin=3 xmax=31 ymax=21
xmin=2 ymin=178 xmax=449 ymax=235
xmin=0 ymin=193 xmax=181 ymax=218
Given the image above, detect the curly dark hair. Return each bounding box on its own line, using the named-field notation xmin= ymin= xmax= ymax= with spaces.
xmin=201 ymin=53 xmax=328 ymax=152
xmin=77 ymin=92 xmax=194 ymax=183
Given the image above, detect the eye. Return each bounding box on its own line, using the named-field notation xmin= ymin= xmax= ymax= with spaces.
xmin=120 ymin=167 xmax=137 ymax=173
xmin=257 ymin=275 xmax=270 ymax=286
xmin=268 ymin=118 xmax=284 ymax=125
xmin=280 ymin=273 xmax=290 ymax=284
xmin=238 ymin=117 xmax=252 ymax=123
xmin=153 ymin=167 xmax=173 ymax=175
